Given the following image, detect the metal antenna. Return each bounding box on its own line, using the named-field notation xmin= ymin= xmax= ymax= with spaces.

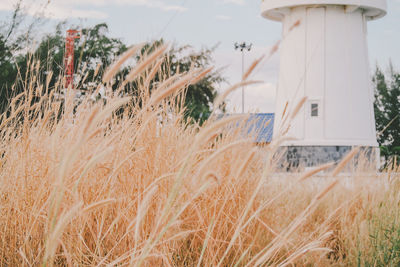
xmin=234 ymin=42 xmax=252 ymax=113
xmin=64 ymin=29 xmax=81 ymax=89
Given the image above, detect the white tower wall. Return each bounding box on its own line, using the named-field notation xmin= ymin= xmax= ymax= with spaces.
xmin=261 ymin=1 xmax=386 ymax=148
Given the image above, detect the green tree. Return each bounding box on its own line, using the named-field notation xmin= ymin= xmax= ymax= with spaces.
xmin=0 ymin=12 xmax=223 ymax=122
xmin=373 ymin=65 xmax=400 ymax=165
xmin=168 ymin=45 xmax=223 ymax=123
xmin=136 ymin=41 xmax=223 ymax=123
xmin=13 ymin=23 xmax=222 ymax=123
xmin=15 ymin=23 xmax=126 ymax=93
xmin=76 ymin=23 xmax=127 ymax=90
xmin=0 ymin=0 xmax=50 ymax=111
xmin=0 ymin=35 xmax=18 ymax=112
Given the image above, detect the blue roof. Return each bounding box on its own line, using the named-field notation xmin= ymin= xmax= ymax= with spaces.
xmin=218 ymin=113 xmax=275 ymax=143
xmin=245 ymin=113 xmax=275 ymax=143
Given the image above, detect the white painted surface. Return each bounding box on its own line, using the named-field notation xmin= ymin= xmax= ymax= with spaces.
xmin=261 ymin=0 xmax=387 ymax=21
xmin=273 ymin=7 xmax=306 ymax=140
xmin=262 ymin=2 xmax=386 ymax=147
xmin=305 ymin=8 xmax=325 ymax=141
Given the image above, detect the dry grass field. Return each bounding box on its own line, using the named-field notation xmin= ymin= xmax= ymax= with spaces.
xmin=0 ymin=44 xmax=399 ymax=266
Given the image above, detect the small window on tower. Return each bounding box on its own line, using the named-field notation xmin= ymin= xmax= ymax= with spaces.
xmin=311 ymin=103 xmax=319 ymax=117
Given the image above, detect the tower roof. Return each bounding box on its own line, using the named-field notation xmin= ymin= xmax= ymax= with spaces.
xmin=261 ymin=0 xmax=387 ymax=21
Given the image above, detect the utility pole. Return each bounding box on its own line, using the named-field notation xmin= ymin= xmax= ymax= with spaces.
xmin=234 ymin=42 xmax=252 ymax=113
xmin=64 ymin=29 xmax=80 ymax=89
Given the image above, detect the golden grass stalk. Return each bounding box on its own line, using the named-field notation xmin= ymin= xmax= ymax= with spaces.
xmin=298 ymin=162 xmax=335 ymax=182
xmin=43 ymin=202 xmax=83 ymax=266
xmin=332 ymin=147 xmax=360 ymax=176
xmin=235 ymin=147 xmax=257 ymax=179
xmin=315 ymin=180 xmax=340 ymax=201
xmin=242 ymin=55 xmax=265 ymax=81
xmin=191 ymin=67 xmax=214 ymax=85
xmin=144 ymin=58 xmax=164 ymax=89
xmin=0 ymin=38 xmax=395 ymax=267
xmin=124 ymin=44 xmax=168 ymax=84
xmin=213 ymin=80 xmax=263 ymax=109
xmin=194 ymin=139 xmax=253 ymax=183
xmin=290 ymin=96 xmax=308 ymax=120
xmin=289 ymin=19 xmax=301 ymax=31
xmin=93 ymin=63 xmax=102 ymax=78
xmin=82 ymin=198 xmax=117 ymax=213
xmin=194 ymin=114 xmax=250 ymax=148
xmin=281 ymin=101 xmax=289 ymax=120
xmin=269 ymin=40 xmax=281 ymax=57
xmin=147 ymin=70 xmax=197 ymax=107
xmin=103 ymin=43 xmax=144 ymax=84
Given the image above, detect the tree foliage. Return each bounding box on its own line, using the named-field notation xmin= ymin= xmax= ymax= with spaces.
xmin=0 ymin=19 xmax=222 ymax=123
xmin=135 ymin=41 xmax=223 ymax=123
xmin=168 ymin=45 xmax=223 ymax=123
xmin=0 ymin=35 xmax=17 ymax=111
xmin=373 ymin=64 xmax=400 ymax=165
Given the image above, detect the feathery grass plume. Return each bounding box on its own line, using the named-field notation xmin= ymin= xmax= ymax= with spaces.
xmin=190 ymin=66 xmax=214 ymax=85
xmin=276 ymin=97 xmax=307 ymax=138
xmin=291 ymin=96 xmax=308 ymax=120
xmin=82 ymin=198 xmax=117 ymax=213
xmin=43 ymin=202 xmax=83 ymax=266
xmin=124 ymin=44 xmax=169 ymax=84
xmin=281 ymin=101 xmax=289 ymax=119
xmin=247 ymin=185 xmax=335 ymax=267
xmin=103 ymin=43 xmax=144 ymax=84
xmin=147 ymin=69 xmax=199 ymax=107
xmin=377 ymin=114 xmax=399 ymax=137
xmin=268 ymin=136 xmax=297 ymax=152
xmin=332 ymin=147 xmax=360 ymax=176
xmin=289 ymin=19 xmax=301 ymax=31
xmin=316 ymin=180 xmax=340 ymax=201
xmin=269 ymin=40 xmax=281 ymax=57
xmin=235 ymin=147 xmax=257 ymax=179
xmin=197 ymin=216 xmax=216 ymax=267
xmin=204 ymin=171 xmax=221 ymax=184
xmin=279 ymin=104 xmax=292 ymax=134
xmin=80 ymin=62 xmax=87 ymax=78
xmin=93 ymin=63 xmax=102 ymax=78
xmin=279 ymin=238 xmax=332 ymax=267
xmin=132 ymin=185 xmax=159 ymax=248
xmin=0 ymin=34 xmax=396 ymax=267
xmin=213 ymin=80 xmax=263 ymax=111
xmin=242 ymin=55 xmax=265 ymax=81
xmin=194 ymin=139 xmax=254 ymax=183
xmin=144 ymin=57 xmax=164 ymax=88
xmin=80 ymin=71 xmax=90 ymax=86
xmin=298 ymin=162 xmax=335 ymax=182
xmin=45 ymin=71 xmax=53 ymax=92
xmin=194 ymin=114 xmax=250 ymax=148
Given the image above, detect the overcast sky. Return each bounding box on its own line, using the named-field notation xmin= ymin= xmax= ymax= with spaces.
xmin=0 ymin=0 xmax=399 ymax=113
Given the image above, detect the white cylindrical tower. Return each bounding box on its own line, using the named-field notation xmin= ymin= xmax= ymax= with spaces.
xmin=261 ymin=0 xmax=387 ymax=167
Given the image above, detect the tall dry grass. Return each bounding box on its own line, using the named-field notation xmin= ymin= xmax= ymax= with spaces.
xmin=0 ymin=43 xmax=399 ymax=266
